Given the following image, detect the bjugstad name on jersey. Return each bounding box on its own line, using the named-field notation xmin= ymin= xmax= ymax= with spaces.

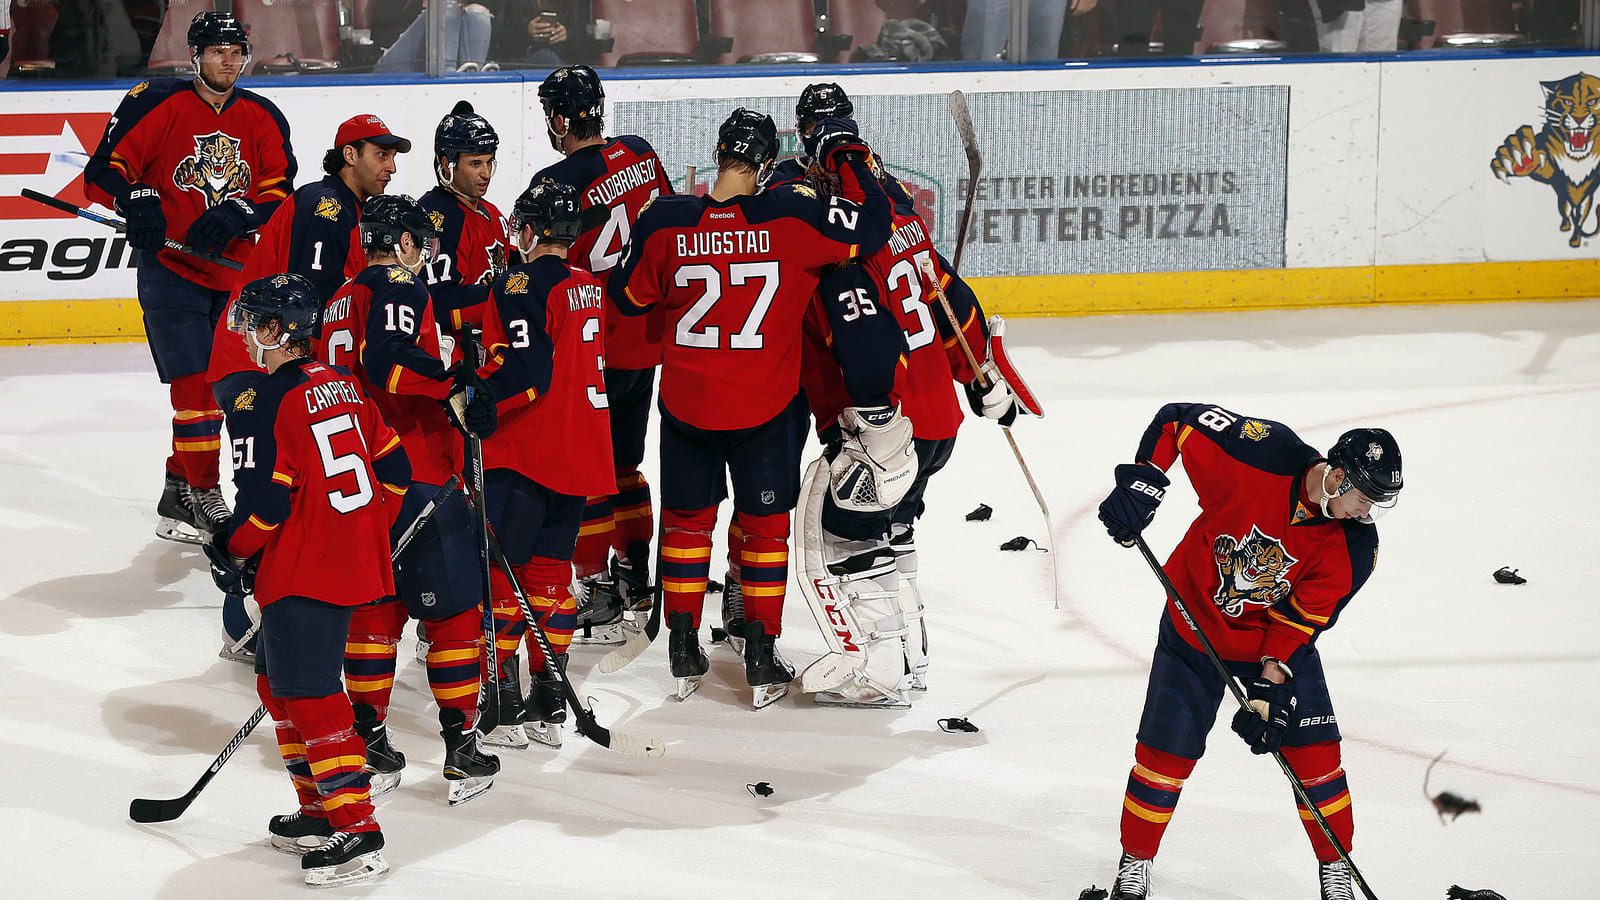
xmin=676 ymin=229 xmax=772 ymax=257
xmin=586 ymin=158 xmax=660 ymax=207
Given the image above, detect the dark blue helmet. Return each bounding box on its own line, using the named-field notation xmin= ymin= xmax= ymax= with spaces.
xmin=510 ymin=180 xmax=582 ymax=245
xmin=435 ymin=100 xmax=499 ymax=173
xmin=232 ymin=274 xmax=320 ymax=342
xmin=797 ymin=83 xmax=853 ymax=130
xmin=538 ymin=65 xmax=605 ymax=123
xmin=1327 ymin=428 xmax=1403 ymax=504
xmin=359 ymin=194 xmax=439 ymax=260
xmin=717 ymin=108 xmax=778 ymax=170
xmin=187 ymin=11 xmax=250 ymax=55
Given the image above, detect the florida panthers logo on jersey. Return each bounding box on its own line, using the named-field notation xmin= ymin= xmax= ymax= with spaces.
xmin=481 ymin=240 xmax=508 ymax=283
xmin=173 ymin=131 xmax=251 ymax=208
xmin=1212 ymin=526 xmax=1298 ymax=617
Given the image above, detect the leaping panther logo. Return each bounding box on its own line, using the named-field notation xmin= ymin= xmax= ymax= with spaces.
xmin=1212 ymin=526 xmax=1298 ymax=617
xmin=1491 ymin=73 xmax=1600 ymax=248
xmin=173 ymin=131 xmax=252 ymax=209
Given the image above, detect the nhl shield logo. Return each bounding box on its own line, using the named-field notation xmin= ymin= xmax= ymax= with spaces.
xmin=761 ymin=489 xmax=776 ymax=505
xmin=1212 ymin=526 xmax=1298 ymax=617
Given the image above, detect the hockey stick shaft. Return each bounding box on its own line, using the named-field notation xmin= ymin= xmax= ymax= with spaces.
xmin=596 ymin=514 xmax=664 ymax=675
xmin=21 ymin=187 xmax=245 ymax=272
xmin=456 ymin=329 xmax=500 ymax=732
xmin=947 ymin=91 xmax=982 ymax=273
xmin=1130 ymin=534 xmax=1380 ymax=900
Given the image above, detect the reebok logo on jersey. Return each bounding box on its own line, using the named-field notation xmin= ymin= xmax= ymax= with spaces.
xmin=708 ymin=211 xmax=736 ymax=219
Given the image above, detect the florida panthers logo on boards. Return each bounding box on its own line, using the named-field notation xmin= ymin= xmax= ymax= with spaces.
xmin=1490 ymin=72 xmax=1600 ymax=247
xmin=173 ymin=131 xmax=251 ymax=209
xmin=1212 ymin=526 xmax=1298 ymax=617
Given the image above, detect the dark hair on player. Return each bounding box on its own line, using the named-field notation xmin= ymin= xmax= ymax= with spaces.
xmin=321 ymin=139 xmax=371 ymax=176
xmin=716 ymin=153 xmax=759 ymax=176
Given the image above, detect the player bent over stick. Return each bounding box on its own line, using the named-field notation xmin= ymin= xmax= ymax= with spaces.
xmin=1095 ymin=403 xmax=1403 ymax=900
xmin=607 ymin=109 xmax=903 ymax=709
xmin=314 ymin=194 xmax=501 ymax=800
xmin=203 ymin=275 xmax=410 ymax=887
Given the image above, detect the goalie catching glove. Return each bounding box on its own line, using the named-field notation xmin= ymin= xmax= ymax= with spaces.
xmin=965 ymin=315 xmax=1044 ymax=427
xmin=828 ymin=406 xmax=918 ymax=512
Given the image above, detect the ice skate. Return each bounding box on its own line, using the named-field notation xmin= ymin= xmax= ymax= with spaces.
xmin=155 ymin=472 xmax=204 ymax=544
xmin=480 ymin=654 xmax=530 ymax=750
xmin=522 ymin=657 xmax=568 ymax=749
xmin=667 ymin=611 xmax=708 ymax=700
xmin=441 ymin=708 xmax=498 ymax=805
xmin=1110 ymin=852 xmax=1151 ymax=900
xmin=217 ymin=638 xmax=256 ymax=665
xmin=571 ymin=575 xmax=628 ymax=645
xmin=743 ymin=621 xmax=794 ymax=710
xmin=300 ymin=829 xmax=388 ymax=887
xmin=1319 ymin=860 xmax=1354 ymax=900
xmin=612 ymin=546 xmax=651 ymax=613
xmin=718 ymin=570 xmax=746 ymax=655
xmin=412 ymin=620 xmax=430 ymax=663
xmin=188 ymin=483 xmax=231 ymax=539
xmin=352 ymin=704 xmax=405 ymax=798
xmin=268 ymin=809 xmax=334 ymax=856
xmin=813 ymin=685 xmax=911 ymax=709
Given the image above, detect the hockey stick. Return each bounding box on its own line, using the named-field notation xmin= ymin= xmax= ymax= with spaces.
xmin=456 ymin=328 xmax=500 ymax=734
xmin=596 ymin=516 xmax=664 ymax=675
xmin=937 ymin=91 xmax=1060 ymax=608
xmin=129 ymin=480 xmax=461 ymax=824
xmin=21 ymin=187 xmax=245 ymax=272
xmin=481 ymin=523 xmax=666 ymax=758
xmin=1130 ymin=534 xmax=1380 ymax=900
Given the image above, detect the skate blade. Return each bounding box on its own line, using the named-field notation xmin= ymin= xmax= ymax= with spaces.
xmin=367 ymin=769 xmax=402 ymax=798
xmin=271 ymin=833 xmax=331 ymax=857
xmin=481 ymin=723 xmax=530 ymax=750
xmin=303 ymin=849 xmax=388 ymax=887
xmin=218 ymin=645 xmax=256 ymax=665
xmin=751 ymin=683 xmax=790 ymax=710
xmin=446 ymin=774 xmax=494 ymax=806
xmin=571 ymin=623 xmax=628 ymax=646
xmin=155 ymin=518 xmax=205 ymax=545
xmin=673 ymin=675 xmax=703 ymax=701
xmin=413 ymin=640 xmax=431 ymax=664
xmin=813 ymin=689 xmax=911 ymax=709
xmin=525 ymin=720 xmax=563 ymax=749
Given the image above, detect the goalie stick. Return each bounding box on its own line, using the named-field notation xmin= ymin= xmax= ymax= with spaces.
xmin=935 ymin=90 xmax=1060 ymax=608
xmin=129 ymin=478 xmax=462 ymax=824
xmin=1131 ymin=533 xmax=1380 ymax=900
xmin=481 ymin=523 xmax=666 ymax=758
xmin=21 ymin=187 xmax=245 ymax=272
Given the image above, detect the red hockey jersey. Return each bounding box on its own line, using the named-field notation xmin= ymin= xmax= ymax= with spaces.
xmin=1136 ymin=403 xmax=1380 ymax=664
xmin=85 ymin=78 xmax=296 ymax=289
xmin=535 ymin=136 xmax=674 ymax=370
xmin=419 ymin=186 xmax=508 ymax=332
xmin=226 ymin=358 xmax=409 ymax=608
xmin=318 ymin=264 xmax=458 ymax=485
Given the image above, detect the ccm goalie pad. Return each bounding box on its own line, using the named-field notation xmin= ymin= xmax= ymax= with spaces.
xmin=978 ymin=315 xmax=1044 ymax=418
xmin=795 ymin=458 xmax=911 ymax=707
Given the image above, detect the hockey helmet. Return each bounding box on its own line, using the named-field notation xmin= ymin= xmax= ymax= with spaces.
xmin=1324 ymin=427 xmax=1403 ymax=518
xmin=510 ymin=180 xmax=582 ymax=245
xmin=435 ymin=100 xmax=500 ymax=167
xmin=187 ymin=11 xmax=251 ymax=55
xmin=796 ymin=83 xmax=854 ymax=131
xmin=717 ymin=108 xmax=778 ymax=170
xmin=231 ymin=274 xmax=321 ymax=347
xmin=360 ymin=194 xmax=440 ymax=262
xmin=538 ymin=65 xmax=605 ymax=122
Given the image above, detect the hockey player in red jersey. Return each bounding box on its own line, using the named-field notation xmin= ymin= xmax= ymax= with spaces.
xmin=473 ymin=180 xmax=614 ymax=747
xmin=531 ymin=65 xmax=676 ymax=639
xmin=419 ymin=101 xmax=509 ymax=334
xmin=203 ymin=274 xmax=408 ymax=887
xmin=608 ymin=109 xmax=909 ymax=709
xmin=316 ymin=193 xmax=501 ymax=800
xmin=84 ymin=11 xmax=295 ymax=546
xmin=1095 ymin=404 xmax=1403 ymax=900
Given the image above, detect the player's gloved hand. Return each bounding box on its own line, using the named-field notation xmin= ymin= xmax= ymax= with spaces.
xmin=829 ymin=405 xmax=918 ymax=512
xmin=185 ymin=197 xmax=260 ymax=258
xmin=964 ymin=368 xmax=1019 ymax=427
xmin=117 ymin=183 xmax=167 ymax=253
xmin=444 ymin=367 xmax=497 ymax=440
xmin=1231 ymin=675 xmax=1297 ymax=755
xmin=806 ymin=117 xmax=871 ymax=170
xmin=1098 ymin=463 xmax=1168 ymax=546
xmin=203 ymin=530 xmax=256 ymax=596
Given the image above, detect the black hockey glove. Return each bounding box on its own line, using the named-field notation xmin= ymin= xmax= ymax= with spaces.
xmin=965 ymin=375 xmax=1018 ymax=427
xmin=1231 ymin=676 xmax=1296 ymax=755
xmin=1097 ymin=463 xmax=1168 ymax=546
xmin=444 ymin=366 xmax=497 ymax=440
xmin=117 ymin=183 xmax=167 ymax=253
xmin=185 ymin=197 xmax=260 ymax=258
xmin=805 ymin=117 xmax=871 ymax=170
xmin=203 ymin=530 xmax=256 ymax=597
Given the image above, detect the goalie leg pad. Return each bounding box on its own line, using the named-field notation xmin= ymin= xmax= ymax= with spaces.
xmin=891 ymin=523 xmax=928 ymax=691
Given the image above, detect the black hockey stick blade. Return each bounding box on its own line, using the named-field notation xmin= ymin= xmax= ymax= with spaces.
xmin=21 ymin=188 xmax=245 ymax=271
xmin=129 ymin=704 xmax=267 ymax=823
xmin=948 ymin=91 xmax=983 ymax=272
xmin=597 ymin=582 xmax=661 ymax=674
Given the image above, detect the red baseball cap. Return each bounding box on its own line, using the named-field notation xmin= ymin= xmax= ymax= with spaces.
xmin=334 ymin=114 xmax=411 ymax=153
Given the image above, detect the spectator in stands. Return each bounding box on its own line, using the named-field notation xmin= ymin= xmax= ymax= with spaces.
xmin=1309 ymin=0 xmax=1401 ymax=51
xmin=962 ymin=0 xmax=1098 ymax=62
xmin=50 ymin=0 xmax=144 ymax=77
xmin=373 ymin=0 xmax=495 ymax=72
xmin=489 ymin=1 xmax=588 ymax=67
xmin=1112 ymin=0 xmax=1205 ymax=55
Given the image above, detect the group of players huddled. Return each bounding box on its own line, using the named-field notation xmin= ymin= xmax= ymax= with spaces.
xmin=93 ymin=13 xmax=1405 ymax=899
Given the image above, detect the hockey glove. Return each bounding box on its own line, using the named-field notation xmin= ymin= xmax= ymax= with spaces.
xmin=185 ymin=197 xmax=260 ymax=258
xmin=829 ymin=405 xmax=918 ymax=512
xmin=965 ymin=373 xmax=1019 ymax=427
xmin=1230 ymin=675 xmax=1297 ymax=755
xmin=203 ymin=530 xmax=256 ymax=597
xmin=117 ymin=184 xmax=167 ymax=253
xmin=806 ymin=117 xmax=871 ymax=170
xmin=444 ymin=366 xmax=497 ymax=439
xmin=1097 ymin=463 xmax=1168 ymax=546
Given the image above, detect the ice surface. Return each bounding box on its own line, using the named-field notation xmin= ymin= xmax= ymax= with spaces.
xmin=2 ymin=301 xmax=1597 ymax=898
